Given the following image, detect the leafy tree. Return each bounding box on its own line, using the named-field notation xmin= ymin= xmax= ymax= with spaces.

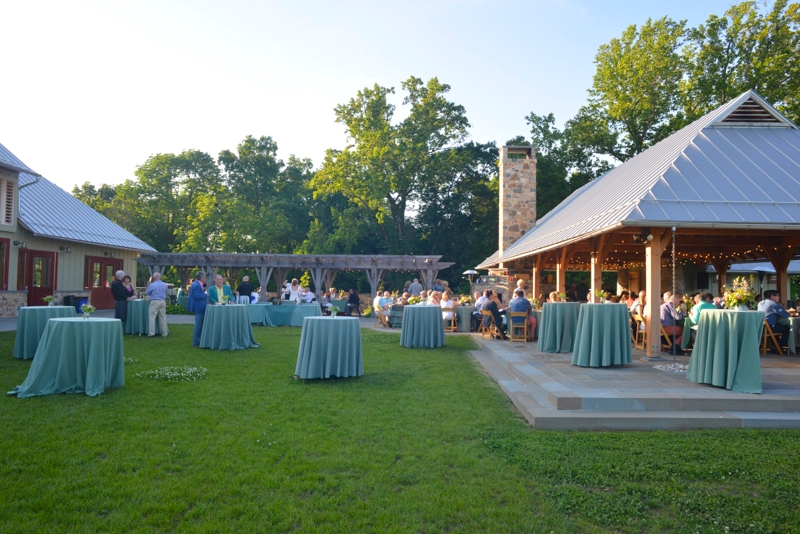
xmin=72 ymin=182 xmax=117 ymax=213
xmin=682 ymin=0 xmax=800 ymax=123
xmin=590 ymin=16 xmax=687 ymax=160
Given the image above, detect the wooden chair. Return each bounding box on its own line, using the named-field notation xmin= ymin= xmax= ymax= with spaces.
xmin=660 ymin=324 xmax=674 ymax=351
xmin=761 ymin=320 xmax=785 ymax=355
xmin=373 ymin=306 xmax=390 ymax=328
xmin=442 ymin=308 xmax=458 ymax=332
xmin=508 ymin=312 xmax=528 ymax=342
xmin=480 ymin=310 xmax=498 ymax=340
xmin=629 ymin=312 xmax=637 ymax=344
xmin=633 ymin=314 xmax=646 ymax=351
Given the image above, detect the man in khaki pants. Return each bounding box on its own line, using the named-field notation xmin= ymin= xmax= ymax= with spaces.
xmin=144 ymin=272 xmax=169 ymax=337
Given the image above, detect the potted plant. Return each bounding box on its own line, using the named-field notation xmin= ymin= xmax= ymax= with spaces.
xmin=81 ymin=304 xmax=96 ymax=319
xmin=42 ymin=295 xmax=56 ymax=307
xmin=724 ymin=277 xmax=757 ymax=311
xmin=329 ymin=305 xmax=340 ymax=317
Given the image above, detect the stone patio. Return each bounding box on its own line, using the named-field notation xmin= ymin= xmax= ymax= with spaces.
xmin=470 ymin=335 xmax=800 ymax=430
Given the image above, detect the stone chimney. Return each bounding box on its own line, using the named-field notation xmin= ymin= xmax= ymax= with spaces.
xmin=499 ymin=146 xmax=537 ymax=257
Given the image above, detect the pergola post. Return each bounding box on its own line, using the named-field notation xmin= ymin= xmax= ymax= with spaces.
xmin=256 ymin=266 xmax=273 ymax=302
xmin=590 ymin=236 xmax=606 ymax=303
xmin=556 ymin=247 xmax=567 ymax=294
xmin=531 ymin=255 xmax=542 ymax=301
xmin=764 ymin=248 xmax=792 ymax=305
xmin=645 ymin=232 xmax=665 ymax=359
xmin=711 ymin=260 xmax=729 ymax=296
xmin=324 ymin=269 xmax=337 ymax=292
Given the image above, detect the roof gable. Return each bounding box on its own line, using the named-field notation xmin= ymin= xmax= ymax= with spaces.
xmin=711 ymin=93 xmax=797 ymax=128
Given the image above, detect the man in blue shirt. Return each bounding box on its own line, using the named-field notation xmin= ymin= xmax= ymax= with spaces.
xmin=186 ymin=271 xmax=208 ymax=347
xmin=508 ymin=288 xmax=536 ymax=341
xmin=144 ymin=272 xmax=169 ymax=337
xmin=660 ymin=292 xmax=685 ymax=354
xmin=757 ymin=290 xmax=790 ymax=351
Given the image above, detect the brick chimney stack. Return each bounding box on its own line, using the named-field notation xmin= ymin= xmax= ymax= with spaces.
xmin=498 ymin=146 xmax=537 ymax=259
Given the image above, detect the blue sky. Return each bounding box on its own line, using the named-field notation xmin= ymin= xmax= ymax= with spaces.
xmin=3 ymin=0 xmax=736 ymax=191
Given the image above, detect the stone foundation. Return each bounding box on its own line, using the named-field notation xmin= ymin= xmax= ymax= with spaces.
xmin=0 ymin=291 xmax=28 ymax=317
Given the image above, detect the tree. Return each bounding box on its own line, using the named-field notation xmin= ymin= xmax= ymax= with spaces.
xmin=311 ymin=76 xmax=471 ymax=252
xmin=590 ymin=16 xmax=687 ymax=160
xmin=682 ymin=0 xmax=800 ymax=123
xmin=72 ymin=182 xmax=116 ymax=213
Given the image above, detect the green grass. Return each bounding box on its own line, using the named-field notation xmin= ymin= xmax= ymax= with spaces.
xmin=1 ymin=326 xmax=799 ymax=533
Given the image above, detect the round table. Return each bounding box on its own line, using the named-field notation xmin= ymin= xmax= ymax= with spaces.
xmin=571 ymin=303 xmax=632 ymax=367
xmin=537 ymin=302 xmax=581 ymax=353
xmin=263 ymin=303 xmax=323 ymax=327
xmin=687 ymin=310 xmax=764 ymax=394
xmin=199 ymin=305 xmax=260 ymax=350
xmin=295 ymin=316 xmax=363 ymax=379
xmin=400 ymin=305 xmax=446 ymax=348
xmin=456 ymin=306 xmax=474 ymax=332
xmin=124 ymin=300 xmax=164 ymax=336
xmin=13 ymin=306 xmax=76 ymax=360
xmin=9 ymin=318 xmax=125 ymax=398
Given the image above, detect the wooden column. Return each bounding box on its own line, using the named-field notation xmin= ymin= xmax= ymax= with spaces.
xmin=645 ymin=232 xmax=664 ymax=358
xmin=711 ymin=260 xmax=729 ymax=296
xmin=531 ymin=255 xmax=542 ymax=301
xmin=589 ymin=236 xmax=606 ymax=303
xmin=764 ymin=248 xmax=793 ymax=305
xmin=555 ymin=248 xmax=567 ymax=294
xmin=256 ymin=266 xmax=273 ymax=302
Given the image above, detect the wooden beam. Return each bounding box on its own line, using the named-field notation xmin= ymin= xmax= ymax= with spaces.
xmin=590 ymin=235 xmax=606 ymax=303
xmin=645 ymin=232 xmax=662 ymax=359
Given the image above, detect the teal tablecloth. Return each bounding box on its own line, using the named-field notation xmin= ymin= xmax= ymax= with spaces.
xmin=531 ymin=309 xmax=541 ymax=339
xmin=456 ymin=306 xmax=474 ymax=332
xmin=199 ymin=305 xmax=260 ymax=350
xmin=400 ymin=305 xmax=446 ymax=348
xmin=10 ymin=318 xmax=124 ymax=398
xmin=124 ymin=300 xmax=163 ymax=335
xmin=247 ymin=303 xmax=275 ymax=326
xmin=329 ymin=299 xmax=348 ymax=314
xmin=295 ymin=316 xmax=363 ymax=379
xmin=786 ymin=317 xmax=800 ymax=355
xmin=177 ymin=296 xmax=188 ymax=308
xmin=572 ymin=303 xmax=632 ymax=367
xmin=264 ymin=304 xmax=322 ymax=327
xmin=538 ymin=302 xmax=581 ymax=353
xmin=13 ymin=306 xmax=76 ymax=360
xmin=687 ymin=310 xmax=764 ymax=394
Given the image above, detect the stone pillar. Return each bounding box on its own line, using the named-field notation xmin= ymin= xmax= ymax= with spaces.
xmin=498 ymin=146 xmax=537 ymax=260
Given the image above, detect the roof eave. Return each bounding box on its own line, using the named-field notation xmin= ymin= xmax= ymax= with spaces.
xmin=19 ymin=221 xmax=157 ymax=253
xmin=620 ymin=220 xmax=800 ymax=231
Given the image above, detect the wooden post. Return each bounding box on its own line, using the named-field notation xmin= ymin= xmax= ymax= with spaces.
xmin=645 ymin=232 xmax=664 ymax=358
xmin=531 ymin=255 xmax=542 ymax=301
xmin=711 ymin=260 xmax=729 ymax=296
xmin=256 ymin=266 xmax=273 ymax=302
xmin=764 ymin=248 xmax=792 ymax=305
xmin=556 ymin=247 xmax=567 ymax=294
xmin=590 ymin=235 xmax=606 ymax=303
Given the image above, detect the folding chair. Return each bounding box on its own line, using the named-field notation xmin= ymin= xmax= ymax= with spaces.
xmin=629 ymin=312 xmax=637 ymax=344
xmin=508 ymin=312 xmax=528 ymax=342
xmin=442 ymin=308 xmax=457 ymax=332
xmin=373 ymin=306 xmax=389 ymax=328
xmin=660 ymin=324 xmax=673 ymax=351
xmin=761 ymin=320 xmax=785 ymax=355
xmin=480 ymin=310 xmax=498 ymax=340
xmin=633 ymin=314 xmax=646 ymax=351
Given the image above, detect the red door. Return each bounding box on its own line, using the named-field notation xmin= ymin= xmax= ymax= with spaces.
xmin=18 ymin=249 xmax=57 ymax=307
xmin=85 ymin=256 xmax=124 ymax=309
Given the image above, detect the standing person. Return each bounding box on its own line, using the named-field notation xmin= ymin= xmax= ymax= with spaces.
xmin=144 ymin=272 xmax=169 ymax=338
xmin=432 ymin=279 xmax=445 ymax=292
xmin=111 ymin=270 xmax=133 ymax=323
xmin=187 ymin=271 xmax=208 ymax=347
xmin=575 ymin=278 xmax=589 ymax=302
xmin=409 ymin=278 xmax=423 ymax=297
xmin=122 ymin=275 xmax=136 ymax=299
xmin=235 ymin=276 xmax=254 ymax=303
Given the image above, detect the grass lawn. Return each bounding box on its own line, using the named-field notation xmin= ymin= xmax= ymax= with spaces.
xmin=1 ymin=326 xmax=799 ymax=533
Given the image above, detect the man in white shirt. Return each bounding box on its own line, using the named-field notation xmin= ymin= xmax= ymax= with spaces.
xmin=471 ymin=291 xmax=486 ymax=332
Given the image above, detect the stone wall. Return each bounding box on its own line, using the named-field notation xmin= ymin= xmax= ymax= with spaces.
xmin=499 ymin=146 xmax=537 ymax=256
xmin=0 ymin=291 xmax=28 ymax=317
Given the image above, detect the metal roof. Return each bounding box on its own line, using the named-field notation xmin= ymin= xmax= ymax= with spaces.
xmin=479 ymin=90 xmax=800 ymax=268
xmin=707 ymin=260 xmax=800 ymax=274
xmin=0 ymin=142 xmax=38 ymax=175
xmin=17 ymin=172 xmax=156 ymax=252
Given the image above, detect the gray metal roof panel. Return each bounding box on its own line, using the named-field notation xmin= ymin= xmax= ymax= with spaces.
xmin=487 ymin=91 xmax=800 ymax=266
xmin=0 ymin=141 xmax=37 ymax=175
xmin=18 ymin=172 xmax=156 ymax=252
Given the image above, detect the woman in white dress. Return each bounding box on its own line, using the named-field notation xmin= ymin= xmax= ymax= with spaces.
xmin=288 ymin=279 xmax=302 ymax=302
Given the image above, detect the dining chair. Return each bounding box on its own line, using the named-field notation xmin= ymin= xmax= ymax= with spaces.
xmin=633 ymin=314 xmax=646 ymax=351
xmin=508 ymin=312 xmax=528 ymax=342
xmin=761 ymin=320 xmax=785 ymax=355
xmin=480 ymin=310 xmax=497 ymax=340
xmin=442 ymin=308 xmax=457 ymax=332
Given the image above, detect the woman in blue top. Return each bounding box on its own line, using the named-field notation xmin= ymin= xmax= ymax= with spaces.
xmin=208 ymin=274 xmax=235 ymax=304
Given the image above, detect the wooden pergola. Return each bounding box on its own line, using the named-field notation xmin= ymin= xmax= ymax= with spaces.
xmin=137 ymin=253 xmax=453 ymax=301
xmin=479 ymin=91 xmax=800 ymax=358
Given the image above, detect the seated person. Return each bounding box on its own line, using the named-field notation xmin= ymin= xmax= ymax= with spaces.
xmin=758 ymin=290 xmax=791 ymax=352
xmin=441 ymin=291 xmax=456 ymax=322
xmin=379 ymin=291 xmax=393 ymax=310
xmin=208 ymin=275 xmax=235 ymax=304
xmin=250 ymin=290 xmax=260 ymax=304
xmin=548 ymin=291 xmax=559 ymax=303
xmin=302 ymin=288 xmax=315 ymax=303
xmin=471 ymin=291 xmax=486 ymax=332
xmin=660 ymin=293 xmax=684 ymax=354
xmin=347 ymin=289 xmax=361 ymax=316
xmin=690 ymin=292 xmax=716 ymax=325
xmin=372 ymin=292 xmax=383 ymax=312
xmin=429 ymin=291 xmax=442 ymax=306
xmin=508 ymin=288 xmax=536 ymax=341
xmin=481 ymin=289 xmax=507 ymax=340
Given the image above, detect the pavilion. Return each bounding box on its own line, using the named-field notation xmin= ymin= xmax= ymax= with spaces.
xmin=478 ymin=90 xmax=800 ymax=357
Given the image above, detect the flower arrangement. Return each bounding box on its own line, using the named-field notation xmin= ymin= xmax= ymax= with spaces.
xmin=459 ymin=295 xmax=474 ymax=305
xmin=222 ymin=294 xmax=230 ymax=304
xmin=391 ymin=290 xmax=400 ymax=299
xmin=593 ymin=288 xmax=607 ymax=300
xmin=557 ymin=292 xmax=567 ymax=302
xmin=528 ymin=297 xmax=541 ymax=310
xmin=329 ymin=305 xmax=340 ymax=316
xmin=681 ymin=294 xmax=694 ymax=315
xmin=724 ymin=277 xmax=757 ymax=310
xmin=362 ymin=307 xmax=372 ymax=318
xmin=81 ymin=304 xmax=96 ymax=319
xmin=337 ymin=290 xmax=347 ymax=299
xmin=42 ymin=295 xmax=56 ymax=306
xmin=407 ymin=296 xmax=421 ymax=305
